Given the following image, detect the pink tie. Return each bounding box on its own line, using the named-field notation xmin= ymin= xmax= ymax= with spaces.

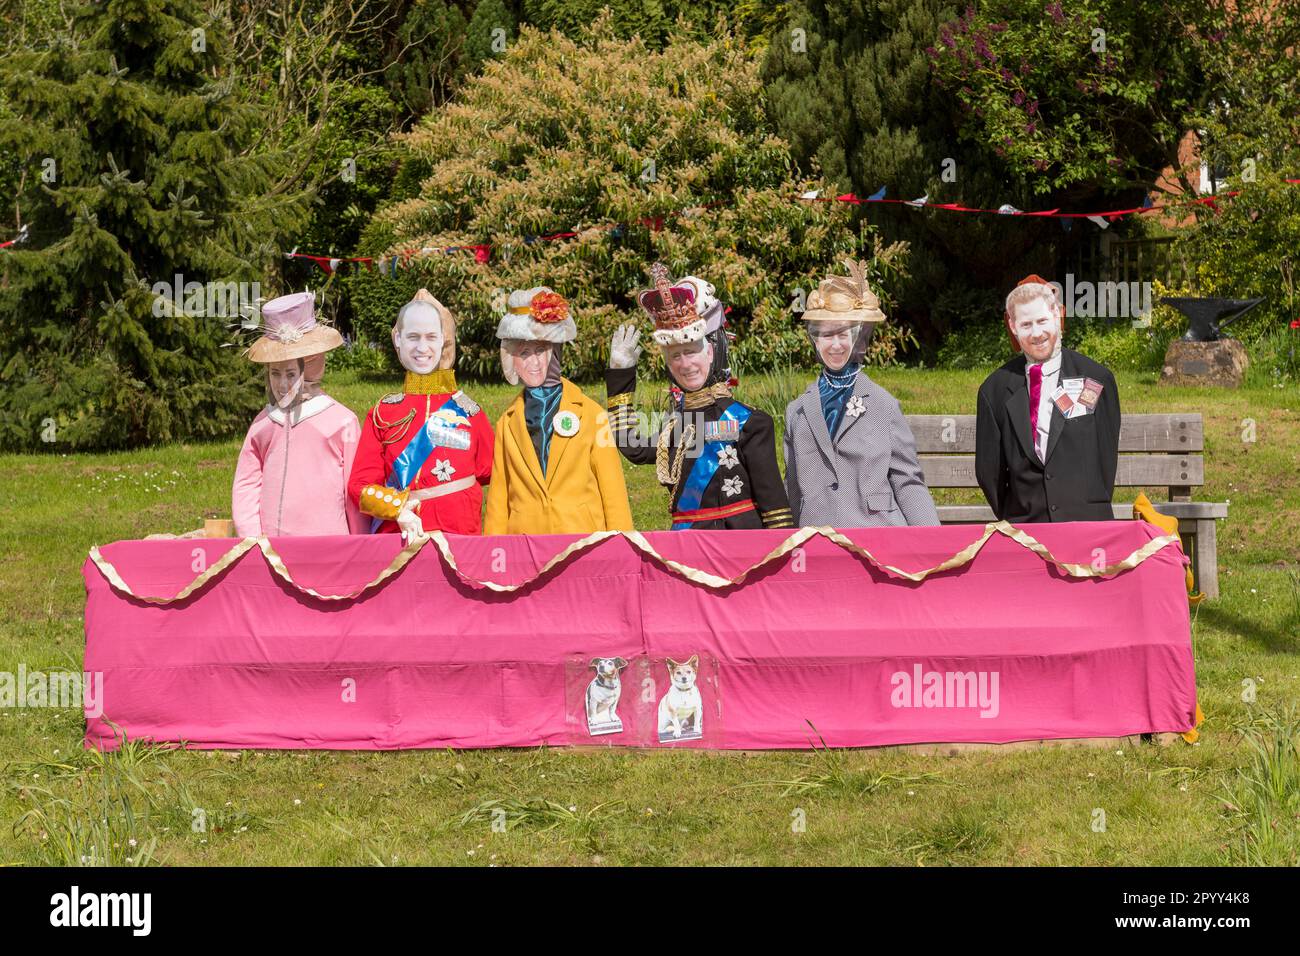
xmin=1028 ymin=363 xmax=1043 ymax=458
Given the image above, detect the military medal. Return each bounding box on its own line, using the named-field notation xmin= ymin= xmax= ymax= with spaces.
xmin=426 ymin=405 xmax=472 ymax=450
xmin=703 ymin=419 xmax=740 ymax=442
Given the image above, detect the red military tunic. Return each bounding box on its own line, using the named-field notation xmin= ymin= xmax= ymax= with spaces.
xmin=347 ymin=369 xmax=495 ymax=534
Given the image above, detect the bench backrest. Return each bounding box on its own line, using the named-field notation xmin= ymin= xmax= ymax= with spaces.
xmin=904 ymin=413 xmax=1204 ymax=500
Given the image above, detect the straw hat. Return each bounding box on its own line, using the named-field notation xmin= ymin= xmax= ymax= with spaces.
xmin=800 ymin=260 xmax=886 ymax=326
xmin=246 ymin=292 xmax=342 ymax=363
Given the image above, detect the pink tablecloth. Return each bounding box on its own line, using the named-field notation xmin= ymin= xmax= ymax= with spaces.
xmin=82 ymin=522 xmax=1197 ymax=750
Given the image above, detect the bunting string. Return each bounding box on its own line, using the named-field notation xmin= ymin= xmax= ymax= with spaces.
xmin=7 ymin=179 xmax=1296 ymax=262
xmin=273 ymin=180 xmax=1300 ymax=273
xmin=0 ymin=224 xmax=29 ymax=249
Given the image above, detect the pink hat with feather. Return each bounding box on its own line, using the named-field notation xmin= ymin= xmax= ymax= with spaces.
xmin=246 ymin=291 xmax=343 ymax=363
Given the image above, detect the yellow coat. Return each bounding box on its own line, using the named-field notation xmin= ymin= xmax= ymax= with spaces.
xmin=484 ymin=379 xmax=634 ymax=535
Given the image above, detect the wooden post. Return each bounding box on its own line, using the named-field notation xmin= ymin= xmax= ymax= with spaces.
xmin=1195 ymin=517 xmax=1220 ymax=600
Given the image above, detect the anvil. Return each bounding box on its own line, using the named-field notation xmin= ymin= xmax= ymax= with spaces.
xmin=1161 ymin=296 xmax=1265 ymax=342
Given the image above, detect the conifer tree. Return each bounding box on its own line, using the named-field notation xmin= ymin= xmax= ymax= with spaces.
xmin=762 ymin=0 xmax=1021 ymax=344
xmin=465 ymin=0 xmax=517 ymax=71
xmin=387 ymin=0 xmax=471 ymax=116
xmin=0 ymin=0 xmax=311 ymax=450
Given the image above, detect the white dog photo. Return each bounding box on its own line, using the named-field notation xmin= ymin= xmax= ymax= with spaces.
xmin=585 ymin=657 xmax=629 ymax=735
xmin=657 ymin=655 xmax=704 ymax=742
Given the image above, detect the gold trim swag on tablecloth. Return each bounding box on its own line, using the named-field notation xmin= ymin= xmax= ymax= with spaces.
xmin=90 ymin=512 xmax=1204 ymax=743
xmin=89 ymin=520 xmax=1184 ymax=605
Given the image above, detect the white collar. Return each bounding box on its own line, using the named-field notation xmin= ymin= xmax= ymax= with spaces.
xmin=1025 ymin=349 xmax=1063 ymax=378
xmin=266 ymin=394 xmax=334 ymax=426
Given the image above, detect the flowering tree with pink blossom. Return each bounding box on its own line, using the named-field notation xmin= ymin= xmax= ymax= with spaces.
xmin=929 ymin=1 xmax=1199 ymax=194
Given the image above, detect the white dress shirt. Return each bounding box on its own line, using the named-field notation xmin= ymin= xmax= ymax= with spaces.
xmin=1025 ymin=350 xmax=1062 ymax=462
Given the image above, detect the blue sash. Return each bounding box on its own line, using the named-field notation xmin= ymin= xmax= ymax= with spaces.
xmin=368 ymin=392 xmax=475 ymax=532
xmin=671 ymin=403 xmax=752 ymax=530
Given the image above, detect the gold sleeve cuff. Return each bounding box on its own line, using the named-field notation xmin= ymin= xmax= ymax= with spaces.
xmin=606 ymin=392 xmax=634 ymax=410
xmin=359 ymin=485 xmax=409 ymax=521
xmin=760 ymin=508 xmax=794 ymax=529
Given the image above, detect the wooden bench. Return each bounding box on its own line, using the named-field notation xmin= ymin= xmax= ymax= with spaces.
xmin=905 ymin=413 xmax=1228 ymax=599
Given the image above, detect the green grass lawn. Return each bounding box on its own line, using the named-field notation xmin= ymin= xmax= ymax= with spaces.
xmin=2 ymin=366 xmax=1298 ymax=865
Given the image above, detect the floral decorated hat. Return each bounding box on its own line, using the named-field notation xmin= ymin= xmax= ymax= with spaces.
xmin=495 ymin=286 xmax=577 ymax=385
xmin=246 ymin=291 xmax=343 ymax=363
xmin=800 ymin=260 xmax=885 ymax=327
xmin=495 ymin=287 xmax=577 ymax=344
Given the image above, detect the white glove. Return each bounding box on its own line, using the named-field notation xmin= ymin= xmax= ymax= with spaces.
xmin=396 ymin=501 xmax=424 ymax=542
xmin=609 ymin=324 xmax=643 ymax=370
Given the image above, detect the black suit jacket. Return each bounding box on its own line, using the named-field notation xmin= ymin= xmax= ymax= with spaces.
xmin=975 ymin=349 xmax=1121 ymax=522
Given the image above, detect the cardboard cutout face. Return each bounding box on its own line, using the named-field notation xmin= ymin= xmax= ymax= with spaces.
xmin=392 ymin=305 xmax=445 ymax=374
xmin=1007 ymin=297 xmax=1061 ymax=363
xmin=508 ymin=340 xmax=553 ymax=388
xmin=267 ymin=359 xmax=304 ymax=407
xmin=810 ymin=320 xmax=858 ymax=371
xmin=663 ymin=339 xmax=712 ymax=391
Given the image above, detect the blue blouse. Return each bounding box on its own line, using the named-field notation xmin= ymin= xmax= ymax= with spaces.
xmin=817 ymin=364 xmax=859 ymax=439
xmin=524 ymin=384 xmax=563 ymax=475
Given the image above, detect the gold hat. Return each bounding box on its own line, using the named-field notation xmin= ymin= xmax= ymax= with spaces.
xmin=801 ymin=259 xmax=885 ymax=326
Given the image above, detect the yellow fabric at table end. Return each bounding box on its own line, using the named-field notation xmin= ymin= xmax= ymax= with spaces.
xmin=1181 ymin=703 xmax=1205 ymax=744
xmin=1132 ymin=492 xmax=1202 ymax=605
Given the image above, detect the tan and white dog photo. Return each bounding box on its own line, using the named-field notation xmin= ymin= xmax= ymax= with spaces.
xmin=585 ymin=657 xmax=629 ymax=735
xmin=657 ymin=655 xmax=704 ymax=742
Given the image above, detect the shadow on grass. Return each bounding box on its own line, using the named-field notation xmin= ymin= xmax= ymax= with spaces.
xmin=1198 ymin=590 xmax=1300 ymax=655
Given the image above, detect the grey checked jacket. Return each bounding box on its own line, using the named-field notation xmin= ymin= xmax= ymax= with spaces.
xmin=782 ymin=372 xmax=940 ymax=528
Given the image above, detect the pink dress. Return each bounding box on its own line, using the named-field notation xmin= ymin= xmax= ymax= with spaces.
xmin=232 ymin=396 xmax=365 ymax=537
